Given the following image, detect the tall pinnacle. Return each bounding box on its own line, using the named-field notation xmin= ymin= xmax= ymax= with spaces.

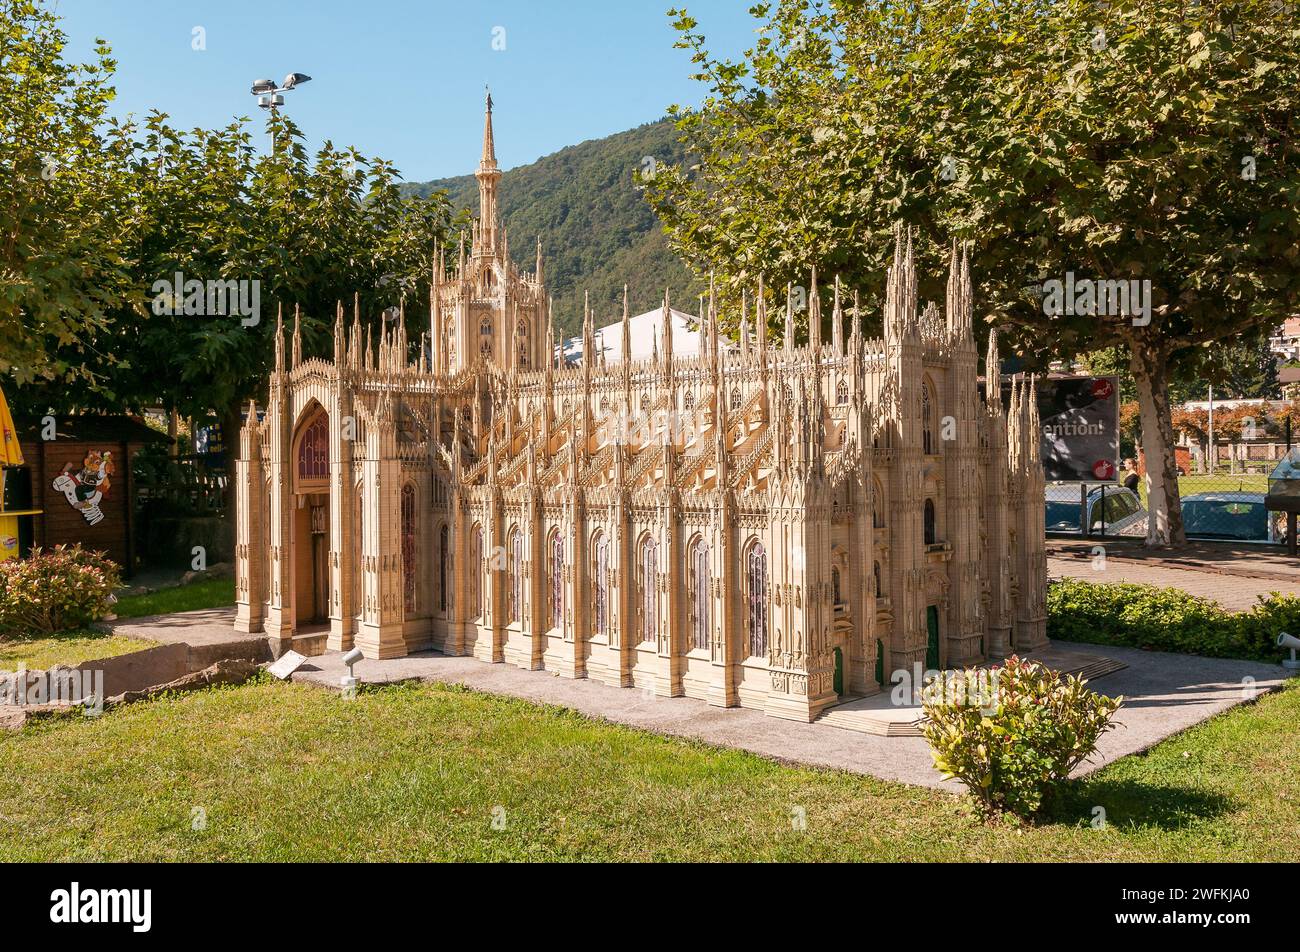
xmin=480 ymin=85 xmax=497 ymax=170
xmin=475 ymin=87 xmax=502 ymax=255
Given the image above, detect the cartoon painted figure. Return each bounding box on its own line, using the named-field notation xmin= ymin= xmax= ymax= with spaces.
xmin=52 ymin=451 xmax=114 ymax=526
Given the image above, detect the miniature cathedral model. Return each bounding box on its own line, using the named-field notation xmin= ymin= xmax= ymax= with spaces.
xmin=234 ymin=94 xmax=1049 ymax=722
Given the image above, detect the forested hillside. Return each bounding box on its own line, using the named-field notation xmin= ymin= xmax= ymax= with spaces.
xmin=401 ymin=118 xmax=699 ymax=336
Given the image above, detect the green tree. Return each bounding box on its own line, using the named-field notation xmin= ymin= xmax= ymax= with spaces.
xmin=645 ymin=0 xmax=1300 ymax=546
xmin=0 ymin=0 xmax=134 ymax=387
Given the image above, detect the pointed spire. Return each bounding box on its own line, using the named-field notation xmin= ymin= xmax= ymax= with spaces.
xmin=740 ymin=289 xmax=751 ymax=360
xmin=334 ymin=300 xmax=344 ymax=363
xmin=621 ymin=284 xmax=632 ymax=363
xmin=274 ymin=302 xmax=285 ymax=372
xmin=661 ymin=288 xmax=673 ymax=367
xmin=832 ymin=275 xmax=844 ymax=354
xmin=986 ymin=327 xmax=1003 ymax=416
xmin=809 ymin=267 xmax=821 ymax=350
xmin=481 ymin=85 xmax=497 ymax=169
xmin=784 ymin=282 xmax=795 ymax=351
xmin=535 ymin=235 xmax=544 ymax=286
xmin=291 ymin=304 xmax=302 ymax=368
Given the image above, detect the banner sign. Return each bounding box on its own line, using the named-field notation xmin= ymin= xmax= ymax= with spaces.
xmin=1026 ymin=375 xmax=1121 ymax=482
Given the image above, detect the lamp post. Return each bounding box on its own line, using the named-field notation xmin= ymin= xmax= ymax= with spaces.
xmin=250 ymin=73 xmax=311 ymax=149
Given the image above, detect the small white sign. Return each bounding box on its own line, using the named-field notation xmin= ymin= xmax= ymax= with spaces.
xmin=267 ymin=650 xmax=309 ymax=680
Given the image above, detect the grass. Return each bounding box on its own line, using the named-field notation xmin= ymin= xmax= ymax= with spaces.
xmin=114 ymin=577 xmax=235 ymax=619
xmin=0 ymin=576 xmax=232 ymax=671
xmin=0 ymin=676 xmax=1296 ymax=861
xmin=0 ymin=629 xmax=154 ymax=670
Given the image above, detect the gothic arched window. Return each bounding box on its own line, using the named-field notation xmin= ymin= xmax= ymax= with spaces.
xmin=873 ymin=561 xmax=882 ymax=597
xmin=297 ymin=412 xmax=329 ymax=482
xmin=836 ymin=380 xmax=848 ymax=405
xmin=922 ymin=379 xmax=935 ymax=454
xmin=471 ymin=524 xmax=483 ymax=619
xmin=508 ymin=527 xmax=523 ymax=624
xmin=639 ymin=536 xmax=657 ymax=644
xmin=480 ymin=317 xmax=493 ymax=336
xmin=924 ymin=498 xmax=936 ymax=546
xmin=730 ymin=388 xmax=742 ymax=411
xmin=746 ymin=541 xmax=768 ymax=658
xmin=832 ymin=565 xmax=842 ymax=605
xmin=592 ymin=532 xmax=609 ymax=638
xmin=872 ymin=478 xmax=885 ymax=529
xmin=689 ymin=537 xmax=710 ymax=652
xmin=401 ymin=484 xmax=417 ymax=614
xmin=683 ymin=391 xmax=695 ymax=411
xmin=548 ymin=529 xmax=564 ymax=631
xmin=438 ymin=523 xmax=450 ymax=613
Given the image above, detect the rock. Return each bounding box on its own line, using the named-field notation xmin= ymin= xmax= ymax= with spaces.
xmin=107 ymin=658 xmax=258 ymax=706
xmin=0 ymin=702 xmax=79 ymax=732
xmin=204 ymin=562 xmax=234 ymax=579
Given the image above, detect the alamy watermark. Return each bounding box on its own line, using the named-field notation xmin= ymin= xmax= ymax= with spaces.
xmin=151 ymin=271 xmax=261 ymax=326
xmin=1041 ymin=272 xmax=1151 ymax=326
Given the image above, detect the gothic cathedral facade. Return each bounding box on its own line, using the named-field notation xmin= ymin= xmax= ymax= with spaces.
xmin=234 ymin=96 xmax=1049 ymax=722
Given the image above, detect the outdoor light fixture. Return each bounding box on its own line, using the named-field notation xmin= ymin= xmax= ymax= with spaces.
xmin=249 ymin=72 xmax=311 ymax=112
xmin=1278 ymin=632 xmax=1300 ymax=671
xmin=341 ymin=646 xmax=364 ymax=691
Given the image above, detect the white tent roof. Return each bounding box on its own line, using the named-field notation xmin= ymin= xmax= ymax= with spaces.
xmin=561 ymin=307 xmax=731 ymax=365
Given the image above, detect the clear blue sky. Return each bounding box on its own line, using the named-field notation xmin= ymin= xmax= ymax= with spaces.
xmin=51 ymin=0 xmax=757 ymax=182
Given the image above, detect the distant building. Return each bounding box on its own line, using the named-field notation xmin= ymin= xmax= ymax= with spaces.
xmin=1269 ymin=316 xmax=1300 ymax=363
xmin=232 ymin=95 xmax=1049 ymax=722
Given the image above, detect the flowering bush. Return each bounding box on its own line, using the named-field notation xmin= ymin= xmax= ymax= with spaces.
xmin=921 ymin=657 xmax=1122 ymax=821
xmin=0 ymin=545 xmax=122 ymax=638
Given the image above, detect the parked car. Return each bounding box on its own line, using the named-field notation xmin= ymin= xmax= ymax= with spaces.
xmin=1181 ymin=492 xmax=1285 ymax=544
xmin=1044 ymin=483 xmax=1147 ymax=535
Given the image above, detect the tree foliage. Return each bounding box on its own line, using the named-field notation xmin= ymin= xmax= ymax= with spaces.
xmin=644 ymin=0 xmax=1300 ymax=546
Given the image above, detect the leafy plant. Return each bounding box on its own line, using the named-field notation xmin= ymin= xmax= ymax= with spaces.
xmin=0 ymin=545 xmax=122 ymax=638
xmin=1048 ymin=577 xmax=1293 ymax=661
xmin=922 ymin=657 xmax=1122 ymax=821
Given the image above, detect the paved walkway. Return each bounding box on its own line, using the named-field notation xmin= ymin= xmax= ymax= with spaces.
xmin=287 ymin=643 xmax=1290 ymax=790
xmin=109 ymin=607 xmax=270 ymax=666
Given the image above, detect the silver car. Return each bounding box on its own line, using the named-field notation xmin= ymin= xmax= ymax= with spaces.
xmin=1044 ymin=483 xmax=1147 ymax=535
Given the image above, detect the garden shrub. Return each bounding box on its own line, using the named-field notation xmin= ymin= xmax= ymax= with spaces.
xmin=1047 ymin=577 xmax=1289 ymax=662
xmin=0 ymin=545 xmax=121 ymax=638
xmin=921 ymin=657 xmax=1122 ymax=821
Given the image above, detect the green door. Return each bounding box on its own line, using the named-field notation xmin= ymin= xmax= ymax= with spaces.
xmin=926 ymin=606 xmax=941 ymax=670
xmin=833 ymin=647 xmax=844 ymax=695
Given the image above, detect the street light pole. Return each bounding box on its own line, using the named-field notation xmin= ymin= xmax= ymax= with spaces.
xmin=250 ymin=73 xmax=312 ymax=150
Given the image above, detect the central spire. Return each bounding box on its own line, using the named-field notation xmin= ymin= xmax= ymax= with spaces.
xmin=480 ymin=85 xmax=497 ymax=170
xmin=476 ymin=86 xmax=502 ymax=255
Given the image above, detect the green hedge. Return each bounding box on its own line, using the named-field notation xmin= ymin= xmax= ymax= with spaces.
xmin=1047 ymin=577 xmax=1294 ymax=662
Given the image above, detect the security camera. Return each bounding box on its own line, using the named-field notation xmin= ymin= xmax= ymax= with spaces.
xmin=1278 ymin=632 xmax=1300 ymax=671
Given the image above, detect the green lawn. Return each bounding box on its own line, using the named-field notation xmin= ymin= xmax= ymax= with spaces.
xmin=0 ymin=676 xmax=1296 ymax=861
xmin=0 ymin=577 xmax=231 ymax=671
xmin=114 ymin=577 xmax=235 ymax=618
xmin=0 ymin=630 xmax=154 ymax=670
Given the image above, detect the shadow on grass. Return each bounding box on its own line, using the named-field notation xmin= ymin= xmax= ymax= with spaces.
xmin=1046 ymin=777 xmax=1236 ymax=831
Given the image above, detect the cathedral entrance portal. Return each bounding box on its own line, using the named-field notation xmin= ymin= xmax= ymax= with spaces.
xmin=291 ymin=404 xmax=332 ymax=629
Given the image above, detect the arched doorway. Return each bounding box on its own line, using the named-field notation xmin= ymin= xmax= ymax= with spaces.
xmin=291 ymin=404 xmax=331 ymax=627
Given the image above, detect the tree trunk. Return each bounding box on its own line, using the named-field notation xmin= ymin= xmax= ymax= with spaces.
xmin=1129 ymin=343 xmax=1184 ymax=547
